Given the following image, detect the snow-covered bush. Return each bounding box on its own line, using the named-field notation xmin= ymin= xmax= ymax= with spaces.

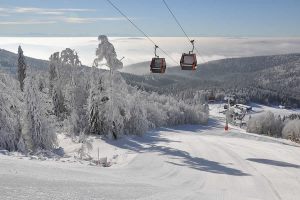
xmin=77 ymin=132 xmax=93 ymax=160
xmin=126 ymin=103 xmax=148 ymax=135
xmin=247 ymin=111 xmax=283 ymax=137
xmin=144 ymin=92 xmax=209 ymax=127
xmin=124 ymin=90 xmax=149 ymax=135
xmin=282 ymin=119 xmax=300 ymax=139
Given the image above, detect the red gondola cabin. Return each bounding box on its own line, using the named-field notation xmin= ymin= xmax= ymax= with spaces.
xmin=180 ymin=53 xmax=197 ymax=70
xmin=150 ymin=57 xmax=166 ymax=73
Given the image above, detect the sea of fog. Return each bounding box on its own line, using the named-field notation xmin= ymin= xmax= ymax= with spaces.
xmin=1 ymin=37 xmax=300 ymax=68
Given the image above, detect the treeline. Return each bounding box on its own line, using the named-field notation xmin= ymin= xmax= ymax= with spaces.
xmin=174 ymin=86 xmax=300 ymax=108
xmin=247 ymin=112 xmax=300 ymax=141
xmin=0 ymin=36 xmax=209 ymax=153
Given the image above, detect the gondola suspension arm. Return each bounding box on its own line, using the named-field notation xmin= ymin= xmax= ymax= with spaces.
xmin=154 ymin=45 xmax=159 ymax=58
xmin=189 ymin=40 xmax=195 ymax=54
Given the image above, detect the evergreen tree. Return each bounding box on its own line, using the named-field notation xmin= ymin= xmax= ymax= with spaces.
xmin=49 ymin=52 xmax=59 ymax=95
xmin=88 ymin=70 xmax=107 ymax=135
xmin=17 ymin=46 xmax=27 ymax=91
xmin=24 ymin=74 xmax=57 ymax=151
xmin=0 ymin=73 xmax=22 ymax=151
xmin=49 ymin=52 xmax=67 ymax=119
xmin=60 ymin=48 xmax=82 ymax=67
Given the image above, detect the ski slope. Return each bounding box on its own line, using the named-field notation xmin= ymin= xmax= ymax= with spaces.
xmin=1 ymin=119 xmax=300 ymax=200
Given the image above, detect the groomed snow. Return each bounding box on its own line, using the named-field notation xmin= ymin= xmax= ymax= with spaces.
xmin=1 ymin=118 xmax=300 ymax=200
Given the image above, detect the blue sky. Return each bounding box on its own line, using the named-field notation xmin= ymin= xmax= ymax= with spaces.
xmin=0 ymin=0 xmax=299 ymax=37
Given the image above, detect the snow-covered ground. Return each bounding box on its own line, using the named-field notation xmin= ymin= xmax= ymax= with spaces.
xmin=1 ymin=118 xmax=300 ymax=200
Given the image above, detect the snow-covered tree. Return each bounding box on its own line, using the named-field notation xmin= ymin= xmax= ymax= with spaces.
xmin=49 ymin=52 xmax=67 ymax=119
xmin=68 ymin=74 xmax=89 ymax=136
xmin=88 ymin=35 xmax=128 ymax=139
xmin=107 ymin=72 xmax=130 ymax=138
xmin=93 ymin=35 xmax=123 ymax=70
xmin=88 ymin=69 xmax=129 ymax=139
xmin=88 ymin=68 xmax=107 ymax=135
xmin=60 ymin=48 xmax=82 ymax=67
xmin=49 ymin=52 xmax=59 ymax=95
xmin=52 ymin=83 xmax=66 ymax=119
xmin=49 ymin=48 xmax=83 ymax=122
xmin=0 ymin=73 xmax=22 ymax=151
xmin=17 ymin=46 xmax=27 ymax=91
xmin=60 ymin=49 xmax=89 ymax=136
xmin=23 ymin=74 xmax=57 ymax=151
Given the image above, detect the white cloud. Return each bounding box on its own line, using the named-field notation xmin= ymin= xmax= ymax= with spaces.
xmin=0 ymin=7 xmax=126 ymax=24
xmin=57 ymin=8 xmax=96 ymax=12
xmin=62 ymin=17 xmax=127 ymax=24
xmin=0 ymin=7 xmax=95 ymax=15
xmin=37 ymin=11 xmax=64 ymax=15
xmin=0 ymin=20 xmax=56 ymax=25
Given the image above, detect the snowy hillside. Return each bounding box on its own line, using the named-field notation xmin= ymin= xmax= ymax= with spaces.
xmin=0 ymin=48 xmax=49 ymax=73
xmin=123 ymin=54 xmax=300 ymax=106
xmin=1 ymin=120 xmax=300 ymax=200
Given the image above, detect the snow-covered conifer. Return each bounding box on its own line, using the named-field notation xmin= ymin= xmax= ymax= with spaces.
xmin=17 ymin=46 xmax=27 ymax=91
xmin=49 ymin=52 xmax=59 ymax=95
xmin=23 ymin=73 xmax=57 ymax=151
xmin=0 ymin=73 xmax=22 ymax=151
xmin=60 ymin=48 xmax=82 ymax=67
xmin=49 ymin=52 xmax=67 ymax=119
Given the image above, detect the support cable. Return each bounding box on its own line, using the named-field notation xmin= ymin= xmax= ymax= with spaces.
xmin=162 ymin=0 xmax=206 ymax=63
xmin=106 ymin=0 xmax=179 ymax=65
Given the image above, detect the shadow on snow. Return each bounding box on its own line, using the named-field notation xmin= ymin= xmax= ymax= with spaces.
xmin=247 ymin=158 xmax=300 ymax=169
xmin=105 ymin=121 xmax=249 ymax=177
